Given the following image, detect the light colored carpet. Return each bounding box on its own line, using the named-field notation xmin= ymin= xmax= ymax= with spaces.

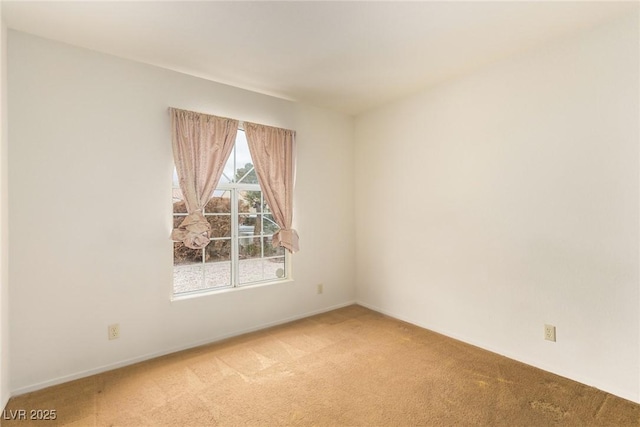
xmin=2 ymin=305 xmax=639 ymax=426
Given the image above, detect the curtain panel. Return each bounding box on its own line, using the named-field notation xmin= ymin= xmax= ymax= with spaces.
xmin=170 ymin=108 xmax=238 ymax=249
xmin=244 ymin=122 xmax=299 ymax=253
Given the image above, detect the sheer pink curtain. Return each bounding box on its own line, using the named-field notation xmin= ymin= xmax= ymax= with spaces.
xmin=244 ymin=122 xmax=299 ymax=253
xmin=170 ymin=108 xmax=238 ymax=249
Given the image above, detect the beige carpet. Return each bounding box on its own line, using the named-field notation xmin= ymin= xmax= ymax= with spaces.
xmin=2 ymin=305 xmax=639 ymax=426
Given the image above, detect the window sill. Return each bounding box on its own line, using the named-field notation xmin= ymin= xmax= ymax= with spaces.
xmin=170 ymin=278 xmax=294 ymax=302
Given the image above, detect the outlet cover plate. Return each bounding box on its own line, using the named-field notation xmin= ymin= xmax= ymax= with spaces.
xmin=544 ymin=324 xmax=556 ymax=342
xmin=108 ymin=324 xmax=120 ymax=340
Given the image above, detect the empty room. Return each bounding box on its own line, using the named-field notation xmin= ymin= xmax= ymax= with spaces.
xmin=0 ymin=1 xmax=639 ymax=425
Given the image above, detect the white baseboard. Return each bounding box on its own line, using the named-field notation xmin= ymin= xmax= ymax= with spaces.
xmin=11 ymin=300 xmax=357 ymax=397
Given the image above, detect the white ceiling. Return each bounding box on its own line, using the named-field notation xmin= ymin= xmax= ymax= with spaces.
xmin=2 ymin=1 xmax=636 ymax=115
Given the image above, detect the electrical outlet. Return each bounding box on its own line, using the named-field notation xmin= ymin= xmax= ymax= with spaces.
xmin=544 ymin=324 xmax=556 ymax=342
xmin=108 ymin=324 xmax=120 ymax=340
xmin=317 ymin=283 xmax=323 ymax=294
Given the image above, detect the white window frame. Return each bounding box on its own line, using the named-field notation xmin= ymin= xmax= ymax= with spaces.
xmin=172 ymin=129 xmax=290 ymax=298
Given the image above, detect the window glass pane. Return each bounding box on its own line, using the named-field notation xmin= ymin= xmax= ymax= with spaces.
xmin=236 ymin=164 xmax=256 ymax=184
xmin=238 ymin=259 xmax=263 ymax=284
xmin=206 ymin=239 xmax=232 ymax=263
xmin=263 ymin=236 xmax=285 ymax=257
xmin=263 ymin=214 xmax=280 ymax=235
xmin=239 ymin=257 xmax=286 ymax=285
xmin=238 ymin=189 xmax=261 ymax=213
xmin=173 ymin=243 xmax=204 ymax=294
xmin=173 ymin=188 xmax=187 ymax=214
xmin=269 ymin=257 xmax=286 ymax=277
xmin=239 ymin=213 xmax=262 ymax=236
xmin=173 ymin=215 xmax=185 ymax=229
xmin=174 ymin=243 xmax=202 ymax=265
xmin=239 ymin=237 xmax=262 ymax=260
xmin=173 ymin=264 xmax=203 ymax=294
xmin=237 ymin=236 xmax=285 ymax=258
xmin=205 ymin=214 xmax=232 ymax=238
xmin=204 ymin=242 xmax=232 ymax=289
xmin=205 ymin=190 xmax=231 ymax=213
xmin=238 ymin=218 xmax=254 ymax=241
xmin=261 ymin=196 xmax=272 ymax=213
xmin=235 ymin=132 xmax=257 ymax=184
xmin=172 ymin=169 xmax=180 ymax=187
xmin=220 ymin=147 xmax=234 ymax=184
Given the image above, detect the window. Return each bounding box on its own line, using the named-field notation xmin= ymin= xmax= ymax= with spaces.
xmin=172 ymin=129 xmax=287 ymax=295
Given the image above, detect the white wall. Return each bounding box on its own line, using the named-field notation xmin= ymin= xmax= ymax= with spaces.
xmin=8 ymin=31 xmax=355 ymax=393
xmin=0 ymin=5 xmax=10 ymax=410
xmin=355 ymin=13 xmax=640 ymax=402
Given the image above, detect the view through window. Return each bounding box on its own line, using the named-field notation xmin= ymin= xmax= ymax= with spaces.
xmin=173 ymin=129 xmax=287 ymax=295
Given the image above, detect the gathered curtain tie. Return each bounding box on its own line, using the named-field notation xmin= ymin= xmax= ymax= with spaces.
xmin=171 ymin=212 xmax=211 ymax=249
xmin=273 ymin=228 xmax=299 ymax=253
